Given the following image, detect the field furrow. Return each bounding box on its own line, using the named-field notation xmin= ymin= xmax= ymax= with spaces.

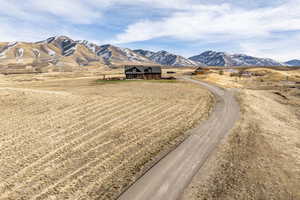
xmin=0 ymin=98 xmax=120 ymax=159
xmin=3 ymin=100 xmax=155 ymax=197
xmin=0 ymin=99 xmax=141 ymax=190
xmin=29 ymin=102 xmax=174 ymax=199
xmin=0 ymin=98 xmax=127 ymax=180
xmin=33 ymin=105 xmax=184 ymax=200
xmin=0 ymin=79 xmax=212 ymax=200
xmin=75 ymin=112 xmax=187 ymax=200
xmin=0 ymin=98 xmax=101 ymax=142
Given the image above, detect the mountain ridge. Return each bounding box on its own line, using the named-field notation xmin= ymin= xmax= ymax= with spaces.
xmin=189 ymin=50 xmax=284 ymax=67
xmin=0 ymin=36 xmax=296 ymax=68
xmin=134 ymin=49 xmax=205 ymax=66
xmin=284 ymin=59 xmax=300 ymax=66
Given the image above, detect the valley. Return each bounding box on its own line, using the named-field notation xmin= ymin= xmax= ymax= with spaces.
xmin=1 ymin=0 xmax=300 ymax=199
xmin=0 ymin=63 xmax=299 ymax=200
xmin=1 ymin=36 xmax=300 ymax=200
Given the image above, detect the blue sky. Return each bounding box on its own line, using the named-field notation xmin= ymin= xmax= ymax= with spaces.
xmin=0 ymin=0 xmax=299 ymax=61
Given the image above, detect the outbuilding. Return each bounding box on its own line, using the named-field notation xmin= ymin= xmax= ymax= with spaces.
xmin=124 ymin=65 xmax=162 ymax=80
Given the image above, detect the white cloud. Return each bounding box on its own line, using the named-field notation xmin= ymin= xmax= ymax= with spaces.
xmin=90 ymin=0 xmax=192 ymax=10
xmin=0 ymin=0 xmax=204 ymax=42
xmin=28 ymin=0 xmax=102 ymax=24
xmin=0 ymin=0 xmax=299 ymax=60
xmin=114 ymin=0 xmax=300 ymax=44
xmin=0 ymin=16 xmax=88 ymax=42
xmin=0 ymin=0 xmax=102 ymax=24
xmin=240 ymin=34 xmax=300 ymax=61
xmin=0 ymin=0 xmax=193 ymax=25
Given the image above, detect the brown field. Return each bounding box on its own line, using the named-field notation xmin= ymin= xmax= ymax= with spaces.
xmin=183 ymin=68 xmax=300 ymax=200
xmin=0 ymin=66 xmax=195 ymax=85
xmin=194 ymin=67 xmax=300 ymax=89
xmin=0 ymin=72 xmax=213 ymax=200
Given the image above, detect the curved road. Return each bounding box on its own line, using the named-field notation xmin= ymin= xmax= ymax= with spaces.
xmin=118 ymin=77 xmax=240 ymax=200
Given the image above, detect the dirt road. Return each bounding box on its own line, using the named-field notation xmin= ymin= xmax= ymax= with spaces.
xmin=118 ymin=77 xmax=240 ymax=200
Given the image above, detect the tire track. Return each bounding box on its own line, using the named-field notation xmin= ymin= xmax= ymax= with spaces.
xmin=4 ymin=99 xmax=153 ymax=196
xmin=0 ymin=99 xmax=134 ymax=182
xmin=74 ymin=112 xmax=187 ymax=200
xmin=0 ymin=97 xmax=97 ymax=141
xmin=33 ymin=105 xmax=184 ymax=200
xmin=0 ymin=98 xmax=118 ymax=157
xmin=0 ymin=98 xmax=122 ymax=171
xmin=0 ymin=99 xmax=148 ymax=196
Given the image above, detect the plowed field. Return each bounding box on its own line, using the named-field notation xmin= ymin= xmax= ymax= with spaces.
xmin=0 ymin=78 xmax=213 ymax=200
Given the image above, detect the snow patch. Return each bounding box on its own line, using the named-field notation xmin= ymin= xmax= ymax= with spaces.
xmin=8 ymin=42 xmax=18 ymax=47
xmin=61 ymin=39 xmax=77 ymax=56
xmin=0 ymin=42 xmax=18 ymax=59
xmin=63 ymin=45 xmax=77 ymax=56
xmin=147 ymin=50 xmax=198 ymax=66
xmin=32 ymin=49 xmax=40 ymax=57
xmin=46 ymin=37 xmax=56 ymax=44
xmin=79 ymin=40 xmax=98 ymax=54
xmin=0 ymin=52 xmax=6 ymax=59
xmin=101 ymin=52 xmax=112 ymax=60
xmin=190 ymin=51 xmax=283 ymax=67
xmin=46 ymin=48 xmax=56 ymax=56
xmin=120 ymin=48 xmax=150 ymax=62
xmin=16 ymin=48 xmax=24 ymax=58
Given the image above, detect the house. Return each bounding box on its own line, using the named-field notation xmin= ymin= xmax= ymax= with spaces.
xmin=195 ymin=67 xmax=209 ymax=75
xmin=124 ymin=65 xmax=162 ymax=80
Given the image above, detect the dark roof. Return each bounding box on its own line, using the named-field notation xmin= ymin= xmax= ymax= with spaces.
xmin=125 ymin=66 xmax=162 ymax=74
xmin=196 ymin=67 xmax=209 ymax=71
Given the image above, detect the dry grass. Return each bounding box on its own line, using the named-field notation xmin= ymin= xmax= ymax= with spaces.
xmin=0 ymin=66 xmax=194 ymax=84
xmin=194 ymin=72 xmax=244 ymax=88
xmin=194 ymin=68 xmax=300 ymax=89
xmin=182 ymin=89 xmax=300 ymax=200
xmin=0 ymin=74 xmax=213 ymax=200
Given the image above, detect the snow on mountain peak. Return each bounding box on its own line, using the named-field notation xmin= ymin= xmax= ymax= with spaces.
xmin=134 ymin=49 xmax=204 ymax=67
xmin=284 ymin=59 xmax=300 ymax=66
xmin=189 ymin=51 xmax=283 ymax=67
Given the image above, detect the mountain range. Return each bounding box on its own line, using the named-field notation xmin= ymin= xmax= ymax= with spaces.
xmin=189 ymin=51 xmax=286 ymax=67
xmin=284 ymin=59 xmax=300 ymax=66
xmin=0 ymin=36 xmax=103 ymax=68
xmin=133 ymin=49 xmax=203 ymax=66
xmin=0 ymin=36 xmax=299 ymax=69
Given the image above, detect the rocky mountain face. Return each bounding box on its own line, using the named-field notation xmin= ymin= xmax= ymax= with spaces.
xmin=0 ymin=36 xmax=104 ymax=69
xmin=284 ymin=59 xmax=300 ymax=66
xmin=133 ymin=49 xmax=156 ymax=58
xmin=134 ymin=49 xmax=203 ymax=66
xmin=0 ymin=36 xmax=296 ymax=70
xmin=91 ymin=44 xmax=154 ymax=65
xmin=189 ymin=51 xmax=284 ymax=67
xmin=0 ymin=36 xmax=154 ymax=70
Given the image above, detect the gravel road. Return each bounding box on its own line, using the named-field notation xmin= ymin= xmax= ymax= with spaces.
xmin=118 ymin=77 xmax=240 ymax=200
